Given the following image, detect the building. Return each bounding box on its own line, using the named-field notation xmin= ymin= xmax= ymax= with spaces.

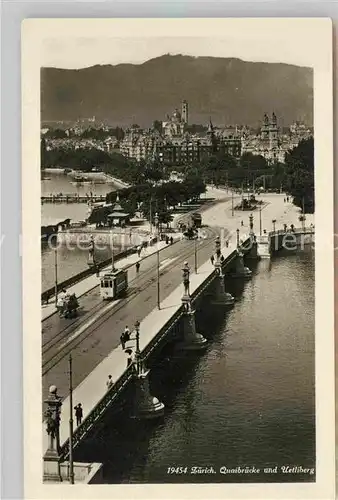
xmin=157 ymin=121 xmax=241 ymax=166
xmin=162 ymin=101 xmax=189 ymax=137
xmin=241 ymin=113 xmax=290 ymax=164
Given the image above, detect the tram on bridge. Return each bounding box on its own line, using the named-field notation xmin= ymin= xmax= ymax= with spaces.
xmin=100 ymin=269 xmax=128 ymax=300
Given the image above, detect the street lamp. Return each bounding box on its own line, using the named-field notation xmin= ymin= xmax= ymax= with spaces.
xmin=54 ymin=246 xmax=58 ymax=309
xmin=110 ymin=231 xmax=116 ymax=272
xmin=182 ymin=262 xmax=190 ymax=298
xmin=236 ymin=228 xmax=240 ymax=247
xmin=68 ymin=354 xmax=74 ymax=484
xmin=249 ymin=213 xmax=254 ymax=233
xmin=194 ymin=234 xmax=198 ymax=273
xmin=135 ymin=320 xmax=141 ymax=374
xmin=259 ymin=206 xmax=262 ymax=236
xmin=154 ymin=213 xmax=160 ymax=310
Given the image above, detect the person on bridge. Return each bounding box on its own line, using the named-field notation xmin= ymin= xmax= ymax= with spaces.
xmin=137 ymin=245 xmax=142 ymax=257
xmin=241 ymin=220 xmax=244 ymax=227
xmin=124 ymin=326 xmax=130 ymax=341
xmin=75 ymin=404 xmax=83 ymax=426
xmin=225 ymin=240 xmax=229 ymax=248
xmin=210 ymin=255 xmax=215 ymax=265
xmin=170 ymin=236 xmax=174 ymax=245
xmin=136 ymin=261 xmax=140 ymax=273
xmin=106 ymin=375 xmax=114 ymax=390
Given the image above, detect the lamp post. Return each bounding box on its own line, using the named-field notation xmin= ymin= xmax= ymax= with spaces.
xmin=236 ymin=228 xmax=240 ymax=247
xmin=68 ymin=354 xmax=74 ymax=484
xmin=272 ymin=219 xmax=276 ymax=233
xmin=182 ymin=262 xmax=190 ymax=298
xmin=44 ymin=385 xmax=62 ymax=457
xmin=149 ymin=196 xmax=153 ymax=236
xmin=231 ymin=190 xmax=234 ymax=217
xmin=249 ymin=213 xmax=254 ymax=234
xmin=259 ymin=206 xmax=262 ymax=236
xmin=134 ymin=320 xmax=140 ymax=374
xmin=215 ymin=236 xmax=221 ymax=265
xmin=54 ymin=246 xmax=58 ymax=309
xmin=154 ymin=213 xmax=160 ymax=310
xmin=194 ymin=234 xmax=198 ymax=273
xmin=110 ymin=231 xmax=115 ymax=272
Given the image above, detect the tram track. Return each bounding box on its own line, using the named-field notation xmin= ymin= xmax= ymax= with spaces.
xmin=42 ymin=227 xmax=219 ymax=376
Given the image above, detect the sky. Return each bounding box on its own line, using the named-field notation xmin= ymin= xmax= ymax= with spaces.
xmin=39 ymin=19 xmax=322 ymax=69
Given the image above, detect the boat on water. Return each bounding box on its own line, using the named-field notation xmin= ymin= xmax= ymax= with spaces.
xmin=71 ymin=173 xmax=92 ymax=185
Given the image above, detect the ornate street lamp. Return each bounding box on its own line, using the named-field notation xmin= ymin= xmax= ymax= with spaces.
xmin=182 ymin=261 xmax=190 ymax=298
xmin=134 ymin=320 xmax=141 ymax=375
xmin=44 ymin=385 xmax=62 ymax=455
xmin=249 ymin=213 xmax=254 ymax=233
xmin=236 ymin=228 xmax=240 ymax=247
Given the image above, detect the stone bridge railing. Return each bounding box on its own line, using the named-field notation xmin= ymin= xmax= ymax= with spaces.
xmin=59 ymin=237 xmax=251 ymax=460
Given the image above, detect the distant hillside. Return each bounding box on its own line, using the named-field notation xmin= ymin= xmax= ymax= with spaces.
xmin=41 ymin=54 xmax=313 ymax=127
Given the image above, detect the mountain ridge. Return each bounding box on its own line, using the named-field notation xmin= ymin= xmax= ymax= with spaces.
xmin=41 ymin=54 xmax=313 ymax=127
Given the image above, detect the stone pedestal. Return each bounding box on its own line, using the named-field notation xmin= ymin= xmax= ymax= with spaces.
xmin=231 ymin=252 xmax=252 ymax=279
xmin=43 ymin=449 xmax=62 ymax=482
xmin=245 ymin=239 xmax=260 ymax=260
xmin=211 ymin=269 xmax=235 ymax=306
xmin=255 ymin=235 xmax=271 ymax=258
xmin=133 ymin=370 xmax=165 ymax=419
xmin=179 ymin=297 xmax=207 ymax=350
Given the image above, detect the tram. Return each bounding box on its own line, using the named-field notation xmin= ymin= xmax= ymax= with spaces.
xmin=191 ymin=212 xmax=202 ymax=228
xmin=100 ymin=269 xmax=128 ymax=300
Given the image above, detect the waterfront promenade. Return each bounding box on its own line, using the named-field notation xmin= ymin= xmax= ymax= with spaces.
xmin=42 ymin=192 xmax=313 ymax=457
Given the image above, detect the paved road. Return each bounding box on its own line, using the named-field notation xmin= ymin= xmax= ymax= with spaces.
xmin=42 ymin=224 xmax=231 ymax=404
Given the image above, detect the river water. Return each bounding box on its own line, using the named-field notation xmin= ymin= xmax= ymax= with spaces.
xmin=78 ymin=248 xmax=315 ymax=484
xmin=41 ymin=172 xmax=118 ymax=291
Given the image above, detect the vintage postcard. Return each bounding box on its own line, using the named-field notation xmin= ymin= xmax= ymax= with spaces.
xmin=22 ymin=18 xmax=334 ymax=499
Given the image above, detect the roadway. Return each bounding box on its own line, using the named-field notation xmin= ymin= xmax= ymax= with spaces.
xmin=42 ymin=223 xmax=231 ymax=404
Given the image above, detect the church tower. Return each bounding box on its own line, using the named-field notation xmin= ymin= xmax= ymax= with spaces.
xmin=269 ymin=112 xmax=279 ymax=149
xmin=182 ymin=100 xmax=189 ymax=124
xmin=261 ymin=113 xmax=270 ymax=140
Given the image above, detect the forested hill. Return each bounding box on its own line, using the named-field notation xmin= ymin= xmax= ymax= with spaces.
xmin=41 ymin=54 xmax=313 ymax=127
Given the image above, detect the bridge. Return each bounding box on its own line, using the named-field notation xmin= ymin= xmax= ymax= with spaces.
xmin=41 ymin=194 xmax=106 ymax=204
xmin=41 ymin=190 xmax=315 ymax=482
xmin=42 ymin=229 xmax=257 ymax=481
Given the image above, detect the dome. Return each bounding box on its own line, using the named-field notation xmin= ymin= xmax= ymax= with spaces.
xmin=172 ymin=108 xmax=181 ymax=121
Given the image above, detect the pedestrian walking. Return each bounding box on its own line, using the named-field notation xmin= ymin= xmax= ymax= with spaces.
xmin=170 ymin=236 xmax=174 ymax=245
xmin=137 ymin=245 xmax=141 ymax=257
xmin=124 ymin=326 xmax=130 ymax=342
xmin=106 ymin=375 xmax=114 ymax=390
xmin=210 ymin=255 xmax=215 ymax=265
xmin=225 ymin=240 xmax=229 ymax=248
xmin=120 ymin=332 xmax=126 ymax=350
xmin=136 ymin=261 xmax=140 ymax=273
xmin=75 ymin=403 xmax=83 ymax=426
xmin=241 ymin=220 xmax=244 ymax=227
xmin=127 ymin=353 xmax=133 ymax=368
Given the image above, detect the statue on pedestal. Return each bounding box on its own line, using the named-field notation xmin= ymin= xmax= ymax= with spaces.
xmin=44 ymin=385 xmax=62 ymax=455
xmin=182 ymin=262 xmax=190 ymax=297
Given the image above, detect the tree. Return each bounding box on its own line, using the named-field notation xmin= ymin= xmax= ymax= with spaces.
xmin=284 ymin=137 xmax=314 ymax=212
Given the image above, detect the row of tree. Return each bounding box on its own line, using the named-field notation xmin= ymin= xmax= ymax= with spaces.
xmin=88 ymin=175 xmax=206 ymax=226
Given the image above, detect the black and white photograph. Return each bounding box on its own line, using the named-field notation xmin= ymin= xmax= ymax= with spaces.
xmin=22 ymin=18 xmax=334 ymax=499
